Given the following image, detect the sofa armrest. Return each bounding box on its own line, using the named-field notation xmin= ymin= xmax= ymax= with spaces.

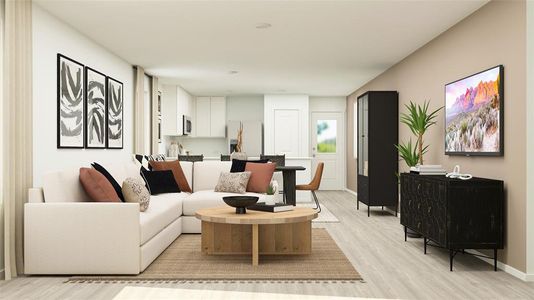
xmin=24 ymin=202 xmax=141 ymax=275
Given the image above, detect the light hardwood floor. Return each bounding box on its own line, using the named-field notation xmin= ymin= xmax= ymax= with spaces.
xmin=1 ymin=191 xmax=533 ymax=299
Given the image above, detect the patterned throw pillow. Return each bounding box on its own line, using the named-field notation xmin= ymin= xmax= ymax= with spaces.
xmin=122 ymin=177 xmax=150 ymax=212
xmin=214 ymin=171 xmax=251 ymax=194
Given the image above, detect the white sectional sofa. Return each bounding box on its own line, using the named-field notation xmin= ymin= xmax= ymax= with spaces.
xmin=24 ymin=160 xmax=265 ymax=275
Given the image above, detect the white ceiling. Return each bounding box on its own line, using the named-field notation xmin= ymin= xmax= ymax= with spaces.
xmin=35 ymin=0 xmax=487 ymax=96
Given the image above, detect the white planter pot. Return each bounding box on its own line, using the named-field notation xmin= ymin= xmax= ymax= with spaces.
xmin=263 ymin=194 xmax=276 ymax=205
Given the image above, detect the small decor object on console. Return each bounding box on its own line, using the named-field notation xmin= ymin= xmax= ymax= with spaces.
xmin=445 ymin=165 xmax=473 ymax=180
xmin=122 ymin=177 xmax=150 ymax=211
xmin=57 ymin=54 xmax=85 ymax=149
xmin=410 ymin=164 xmax=447 ymax=175
xmin=85 ymin=67 xmax=107 ymax=148
xmin=106 ymin=77 xmax=124 ymax=149
xmin=222 ymin=196 xmax=259 ymax=214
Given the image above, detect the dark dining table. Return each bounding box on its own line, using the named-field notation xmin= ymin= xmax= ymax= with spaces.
xmin=275 ymin=166 xmax=306 ymax=206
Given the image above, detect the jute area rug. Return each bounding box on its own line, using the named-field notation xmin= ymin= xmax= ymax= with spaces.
xmin=69 ymin=229 xmax=361 ymax=283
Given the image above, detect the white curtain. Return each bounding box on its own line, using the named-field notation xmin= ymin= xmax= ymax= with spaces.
xmin=2 ymin=0 xmax=33 ymax=280
xmin=134 ymin=66 xmax=145 ymax=154
xmin=151 ymin=77 xmax=159 ymax=154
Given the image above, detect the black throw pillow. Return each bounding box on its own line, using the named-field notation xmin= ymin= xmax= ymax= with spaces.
xmin=91 ymin=162 xmax=124 ymax=201
xmin=230 ymin=159 xmax=269 ymax=173
xmin=140 ymin=168 xmax=181 ymax=195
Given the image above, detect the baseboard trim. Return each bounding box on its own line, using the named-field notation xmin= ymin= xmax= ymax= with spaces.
xmin=344 ymin=188 xmax=357 ymax=197
xmin=471 ymin=250 xmax=533 ymax=282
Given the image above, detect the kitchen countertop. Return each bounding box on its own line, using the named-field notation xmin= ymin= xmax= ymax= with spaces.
xmin=166 ymin=156 xmax=312 ymax=160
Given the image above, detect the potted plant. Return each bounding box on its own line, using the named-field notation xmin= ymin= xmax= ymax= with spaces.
xmin=264 ymin=181 xmax=278 ymax=205
xmin=396 ymin=100 xmax=442 ymax=237
xmin=399 ymin=101 xmax=442 ymax=165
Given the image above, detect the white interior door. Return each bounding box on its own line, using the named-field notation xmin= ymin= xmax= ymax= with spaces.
xmin=311 ymin=112 xmax=345 ymax=190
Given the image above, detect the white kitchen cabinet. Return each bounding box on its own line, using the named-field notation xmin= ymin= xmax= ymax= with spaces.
xmin=210 ymin=97 xmax=226 ymax=137
xmin=195 ymin=96 xmax=226 ymax=137
xmin=195 ymin=97 xmax=211 ymax=137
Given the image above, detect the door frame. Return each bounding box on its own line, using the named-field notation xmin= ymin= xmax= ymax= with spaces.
xmin=310 ymin=111 xmax=346 ymax=190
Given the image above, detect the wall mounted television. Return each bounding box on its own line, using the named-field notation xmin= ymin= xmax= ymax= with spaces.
xmin=445 ymin=65 xmax=504 ymax=156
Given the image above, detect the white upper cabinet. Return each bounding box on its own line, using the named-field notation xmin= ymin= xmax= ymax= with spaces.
xmin=195 ymin=96 xmax=226 ymax=138
xmin=195 ymin=97 xmax=211 ymax=137
xmin=210 ymin=97 xmax=226 ymax=137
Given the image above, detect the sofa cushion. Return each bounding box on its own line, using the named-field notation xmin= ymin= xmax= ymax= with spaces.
xmin=79 ymin=168 xmax=121 ymax=202
xmin=245 ymin=162 xmax=276 ymax=193
xmin=141 ymin=168 xmax=180 ymax=195
xmin=182 ymin=190 xmax=264 ymax=216
xmin=193 ymin=161 xmax=232 ymax=192
xmin=214 ymin=171 xmax=251 ymax=194
xmin=91 ymin=162 xmax=125 ymax=201
xmin=230 ymin=159 xmax=269 ymax=173
xmin=149 ymin=160 xmax=192 ymax=193
xmin=122 ymin=177 xmax=150 ymax=211
xmin=139 ymin=192 xmax=187 ymax=245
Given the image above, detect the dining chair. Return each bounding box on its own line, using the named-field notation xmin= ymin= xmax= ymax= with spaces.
xmin=296 ymin=162 xmax=324 ymax=212
xmin=178 ymin=154 xmax=204 ymax=162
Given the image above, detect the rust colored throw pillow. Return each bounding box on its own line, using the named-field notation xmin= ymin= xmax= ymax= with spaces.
xmin=79 ymin=168 xmax=121 ymax=202
xmin=149 ymin=160 xmax=192 ymax=193
xmin=244 ymin=162 xmax=276 ymax=193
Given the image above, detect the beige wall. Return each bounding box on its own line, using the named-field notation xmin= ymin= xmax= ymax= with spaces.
xmin=346 ymin=0 xmax=527 ymax=272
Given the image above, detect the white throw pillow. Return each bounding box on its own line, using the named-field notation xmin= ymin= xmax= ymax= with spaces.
xmin=214 ymin=171 xmax=251 ymax=194
xmin=122 ymin=177 xmax=150 ymax=212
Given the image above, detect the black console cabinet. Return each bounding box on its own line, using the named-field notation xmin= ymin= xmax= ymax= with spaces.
xmin=400 ymin=173 xmax=504 ymax=271
xmin=356 ymin=91 xmax=398 ymax=216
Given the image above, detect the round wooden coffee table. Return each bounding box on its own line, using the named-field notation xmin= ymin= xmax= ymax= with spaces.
xmin=195 ymin=206 xmax=318 ymax=266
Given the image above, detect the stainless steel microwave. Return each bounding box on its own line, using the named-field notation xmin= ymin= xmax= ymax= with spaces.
xmin=183 ymin=115 xmax=192 ymax=135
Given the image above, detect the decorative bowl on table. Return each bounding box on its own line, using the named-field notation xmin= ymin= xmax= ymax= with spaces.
xmin=223 ymin=196 xmax=259 ymax=214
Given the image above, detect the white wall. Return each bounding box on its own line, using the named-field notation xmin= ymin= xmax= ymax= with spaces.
xmin=32 ymin=4 xmax=134 ymax=186
xmin=226 ymin=95 xmax=264 ymax=122
xmin=264 ymin=95 xmax=309 ymax=157
xmin=527 ymin=0 xmax=534 ymax=280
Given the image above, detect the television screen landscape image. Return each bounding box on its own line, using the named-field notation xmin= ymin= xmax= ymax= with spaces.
xmin=445 ymin=65 xmax=503 ymax=156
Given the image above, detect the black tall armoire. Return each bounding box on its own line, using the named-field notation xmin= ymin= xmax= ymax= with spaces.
xmin=356 ymin=91 xmax=399 ymax=216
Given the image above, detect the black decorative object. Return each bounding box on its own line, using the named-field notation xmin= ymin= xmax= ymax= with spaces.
xmin=140 ymin=168 xmax=180 ymax=195
xmin=223 ymin=196 xmax=259 ymax=214
xmin=106 ymin=77 xmax=124 ymax=149
xmin=57 ymin=54 xmax=85 ymax=148
xmin=400 ymin=173 xmax=504 ymax=271
xmin=356 ymin=91 xmax=399 ymax=216
xmin=85 ymin=67 xmax=107 ymax=148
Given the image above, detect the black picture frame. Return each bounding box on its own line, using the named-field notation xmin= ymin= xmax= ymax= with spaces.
xmin=57 ymin=54 xmax=85 ymax=149
xmin=106 ymin=76 xmax=124 ymax=149
xmin=84 ymin=67 xmax=107 ymax=149
xmin=444 ymin=65 xmax=504 ymax=157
